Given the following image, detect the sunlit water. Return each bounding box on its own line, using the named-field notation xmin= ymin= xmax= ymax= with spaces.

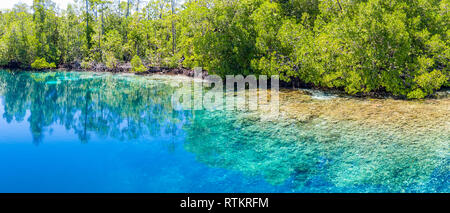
xmin=0 ymin=70 xmax=448 ymax=193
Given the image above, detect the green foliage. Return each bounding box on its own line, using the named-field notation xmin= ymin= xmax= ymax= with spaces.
xmin=31 ymin=57 xmax=56 ymax=69
xmin=407 ymin=89 xmax=427 ymax=99
xmin=248 ymin=0 xmax=449 ymax=98
xmin=80 ymin=59 xmax=91 ymax=70
xmin=0 ymin=0 xmax=448 ymax=98
xmin=104 ymin=29 xmax=123 ymax=61
xmin=130 ymin=55 xmax=146 ymax=72
xmin=412 ymin=69 xmax=447 ymax=97
xmin=104 ymin=52 xmax=118 ymax=69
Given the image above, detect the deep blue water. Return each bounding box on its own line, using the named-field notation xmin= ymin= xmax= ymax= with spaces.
xmin=0 ymin=70 xmax=448 ymax=193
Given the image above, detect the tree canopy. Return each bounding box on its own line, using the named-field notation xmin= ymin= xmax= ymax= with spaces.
xmin=0 ymin=0 xmax=448 ymax=98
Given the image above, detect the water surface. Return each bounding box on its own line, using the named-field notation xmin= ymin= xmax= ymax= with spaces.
xmin=0 ymin=70 xmax=448 ymax=192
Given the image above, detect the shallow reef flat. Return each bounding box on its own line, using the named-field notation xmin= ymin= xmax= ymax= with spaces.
xmin=258 ymin=89 xmax=450 ymax=137
xmin=0 ymin=71 xmax=448 ymax=192
xmin=184 ymin=89 xmax=449 ymax=192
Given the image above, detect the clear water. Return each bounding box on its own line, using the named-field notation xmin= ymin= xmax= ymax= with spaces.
xmin=0 ymin=70 xmax=448 ymax=193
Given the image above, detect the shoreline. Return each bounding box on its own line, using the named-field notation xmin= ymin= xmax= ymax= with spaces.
xmin=0 ymin=66 xmax=448 ymax=194
xmin=1 ymin=65 xmax=448 ymax=100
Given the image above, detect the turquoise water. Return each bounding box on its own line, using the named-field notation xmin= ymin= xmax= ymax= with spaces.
xmin=0 ymin=70 xmax=448 ymax=193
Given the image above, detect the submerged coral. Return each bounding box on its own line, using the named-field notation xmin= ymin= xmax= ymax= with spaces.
xmin=183 ymin=89 xmax=450 ymax=192
xmin=0 ymin=71 xmax=447 ymax=192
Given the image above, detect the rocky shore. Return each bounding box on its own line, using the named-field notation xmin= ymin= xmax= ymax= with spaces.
xmin=1 ymin=62 xmax=448 ymax=100
xmin=57 ymin=61 xmax=209 ymax=78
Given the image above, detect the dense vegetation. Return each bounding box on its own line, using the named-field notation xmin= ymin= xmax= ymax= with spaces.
xmin=0 ymin=0 xmax=448 ymax=98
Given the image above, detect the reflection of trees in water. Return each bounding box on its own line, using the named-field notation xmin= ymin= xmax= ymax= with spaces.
xmin=0 ymin=71 xmax=190 ymax=145
xmin=183 ymin=110 xmax=449 ymax=192
xmin=0 ymin=70 xmax=447 ymax=192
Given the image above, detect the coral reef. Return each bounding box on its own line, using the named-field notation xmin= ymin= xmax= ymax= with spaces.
xmin=183 ymin=89 xmax=449 ymax=192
